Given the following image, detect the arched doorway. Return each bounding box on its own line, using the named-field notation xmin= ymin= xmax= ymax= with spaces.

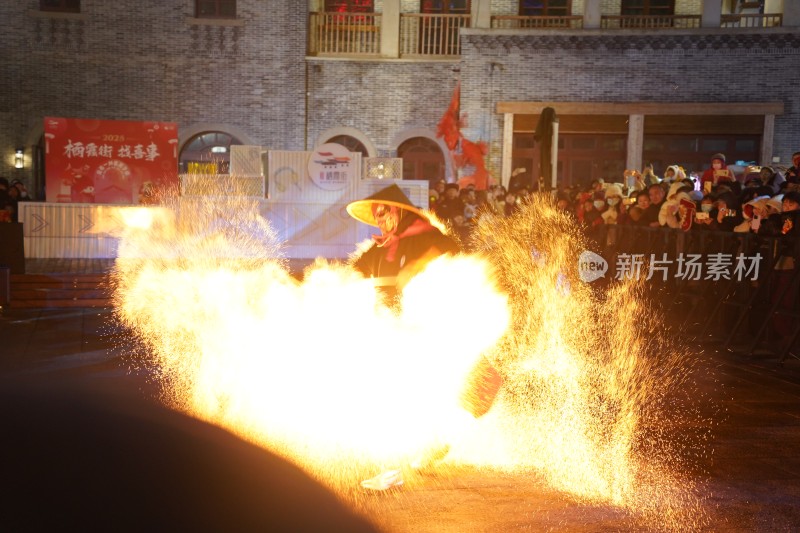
xmin=179 ymin=131 xmax=242 ymax=174
xmin=397 ymin=137 xmax=445 ymax=184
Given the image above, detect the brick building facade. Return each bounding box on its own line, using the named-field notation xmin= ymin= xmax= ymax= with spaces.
xmin=2 ymin=1 xmax=799 ymax=195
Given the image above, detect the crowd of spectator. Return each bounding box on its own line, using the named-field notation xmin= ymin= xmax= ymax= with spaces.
xmin=550 ymin=152 xmax=800 ymax=246
xmin=426 ymin=151 xmax=800 ymax=247
xmin=426 ymin=151 xmax=800 ymax=345
xmin=428 ymin=178 xmax=537 ymax=245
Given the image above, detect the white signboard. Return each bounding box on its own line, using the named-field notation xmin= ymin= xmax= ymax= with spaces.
xmin=307 ymin=143 xmax=355 ymax=191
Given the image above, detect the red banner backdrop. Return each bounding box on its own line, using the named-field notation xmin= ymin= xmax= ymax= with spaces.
xmin=44 ymin=117 xmax=179 ymax=204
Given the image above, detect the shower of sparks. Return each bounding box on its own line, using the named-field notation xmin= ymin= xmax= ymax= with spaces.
xmin=111 ymin=189 xmax=711 ymax=530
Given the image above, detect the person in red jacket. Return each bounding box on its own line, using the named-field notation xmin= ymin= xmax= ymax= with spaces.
xmin=700 ymin=153 xmax=737 ymax=192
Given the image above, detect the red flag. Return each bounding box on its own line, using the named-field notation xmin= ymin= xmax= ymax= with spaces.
xmin=435 ymin=83 xmax=492 ymax=190
xmin=456 ymin=139 xmax=490 ymax=190
xmin=436 ymin=83 xmax=462 ymax=151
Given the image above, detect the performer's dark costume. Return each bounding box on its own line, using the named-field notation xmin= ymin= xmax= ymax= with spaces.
xmin=348 ymin=184 xmax=501 ymax=415
xmin=346 ymin=185 xmax=501 ymax=490
xmin=353 ymin=219 xmax=459 ymax=281
xmin=348 ymin=184 xmax=459 ymax=300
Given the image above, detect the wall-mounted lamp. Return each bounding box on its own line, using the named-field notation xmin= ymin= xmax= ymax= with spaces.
xmin=14 ymin=148 xmax=24 ymax=169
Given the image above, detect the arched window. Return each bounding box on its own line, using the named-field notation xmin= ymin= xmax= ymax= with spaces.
xmin=325 ymin=135 xmax=369 ymax=158
xmin=179 ymin=131 xmax=242 ymax=174
xmin=397 ymin=137 xmax=445 ymax=183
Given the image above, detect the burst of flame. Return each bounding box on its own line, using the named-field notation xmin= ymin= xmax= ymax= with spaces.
xmin=112 ymin=190 xmax=710 ymax=530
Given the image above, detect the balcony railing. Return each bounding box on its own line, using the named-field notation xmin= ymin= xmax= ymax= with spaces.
xmin=491 ymin=15 xmax=584 ymax=29
xmin=601 ymin=15 xmax=702 ymax=29
xmin=722 ymin=13 xmax=783 ymax=28
xmin=308 ymin=11 xmax=786 ymax=58
xmin=308 ymin=11 xmax=381 ymax=56
xmin=400 ymin=13 xmax=470 ymax=57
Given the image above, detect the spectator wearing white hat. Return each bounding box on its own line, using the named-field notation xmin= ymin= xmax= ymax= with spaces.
xmin=662 ymin=164 xmax=686 ymax=184
xmin=661 ymin=189 xmax=696 ymax=232
xmin=600 ymin=184 xmax=627 ymax=225
xmin=735 ymin=195 xmax=771 ymax=233
xmin=758 ymin=194 xmax=786 ymax=235
xmin=766 ymin=194 xmax=784 ymax=216
xmin=659 ymin=181 xmax=694 ymax=228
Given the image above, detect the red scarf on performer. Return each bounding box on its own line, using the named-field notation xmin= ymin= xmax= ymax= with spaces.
xmin=372 ymin=218 xmax=437 ymax=262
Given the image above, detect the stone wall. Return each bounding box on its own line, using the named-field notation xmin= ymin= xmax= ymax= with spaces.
xmin=2 ymin=1 xmax=798 ymax=191
xmin=1 ymin=1 xmax=307 ymax=182
xmin=306 ymin=59 xmax=459 ymax=156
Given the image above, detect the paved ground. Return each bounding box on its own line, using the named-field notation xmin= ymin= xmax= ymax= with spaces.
xmin=1 ymin=306 xmax=800 ymax=532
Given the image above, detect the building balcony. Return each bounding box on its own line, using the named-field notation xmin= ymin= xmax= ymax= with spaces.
xmin=491 ymin=15 xmax=584 ymax=30
xmin=308 ymin=11 xmax=787 ymax=59
xmin=308 ymin=12 xmax=471 ymax=58
xmin=720 ymin=12 xmax=783 ymax=28
xmin=399 ymin=13 xmax=471 ymax=58
xmin=599 ymin=14 xmax=702 ymax=29
xmin=598 ymin=13 xmax=782 ymax=30
xmin=308 ymin=12 xmax=382 ymax=56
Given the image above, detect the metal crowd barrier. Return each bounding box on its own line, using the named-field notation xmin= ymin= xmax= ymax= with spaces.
xmin=588 ymin=224 xmax=799 ymax=364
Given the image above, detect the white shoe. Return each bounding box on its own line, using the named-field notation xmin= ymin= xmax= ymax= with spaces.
xmin=360 ymin=469 xmax=403 ymax=491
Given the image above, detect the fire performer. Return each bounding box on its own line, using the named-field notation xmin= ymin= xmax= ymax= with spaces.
xmin=346 ymin=184 xmax=502 ymax=490
xmin=347 ymin=183 xmax=459 ymax=301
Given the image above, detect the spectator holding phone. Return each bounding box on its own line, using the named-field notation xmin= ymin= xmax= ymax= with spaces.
xmin=623 ymin=169 xmax=646 ymax=193
xmin=693 ymin=196 xmax=716 ymax=230
xmin=734 ymin=196 xmax=771 ymax=233
xmin=709 ymin=191 xmax=743 ymax=232
xmin=759 ymin=192 xmax=800 ymax=238
xmin=701 ymin=153 xmax=736 ymax=191
xmin=660 ymin=182 xmax=695 ymax=231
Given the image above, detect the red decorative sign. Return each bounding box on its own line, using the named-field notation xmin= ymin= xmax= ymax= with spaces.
xmin=44 ymin=117 xmax=179 ymax=204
